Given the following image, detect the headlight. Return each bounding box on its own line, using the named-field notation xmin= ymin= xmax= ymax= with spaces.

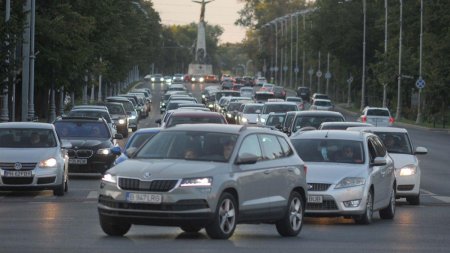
xmin=129 ymin=115 xmax=137 ymax=120
xmin=191 ymin=77 xmax=196 ymax=81
xmin=335 ymin=177 xmax=366 ymax=189
xmin=199 ymin=77 xmax=205 ymax=82
xmin=227 ymin=113 xmax=232 ymax=118
xmin=151 ymin=78 xmax=155 ymax=81
xmin=180 ymin=177 xmax=212 ymax=187
xmin=399 ymin=165 xmax=417 ymax=176
xmin=260 ymin=118 xmax=266 ymax=123
xmin=208 ymin=104 xmax=214 ymax=108
xmin=160 ymin=78 xmax=164 ymax=81
xmin=241 ymin=117 xmax=248 ymax=123
xmin=39 ymin=158 xmax=57 ymax=168
xmin=118 ymin=119 xmax=126 ymax=125
xmin=97 ymin=148 xmax=111 ymax=155
xmin=202 ymin=94 xmax=206 ymax=98
xmin=102 ymin=174 xmax=117 ymax=183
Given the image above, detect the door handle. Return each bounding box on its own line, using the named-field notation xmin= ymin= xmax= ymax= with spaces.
xmin=264 ymin=170 xmax=271 ymax=175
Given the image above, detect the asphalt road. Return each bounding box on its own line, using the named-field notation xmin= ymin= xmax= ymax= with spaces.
xmin=1 ymin=81 xmax=449 ymax=253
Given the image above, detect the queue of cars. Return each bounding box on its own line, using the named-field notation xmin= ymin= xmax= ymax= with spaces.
xmin=0 ymin=79 xmax=427 ymax=240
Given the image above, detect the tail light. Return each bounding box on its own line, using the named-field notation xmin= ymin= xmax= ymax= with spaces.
xmin=361 ymin=115 xmax=367 ymax=123
xmin=389 ymin=117 xmax=395 ymax=124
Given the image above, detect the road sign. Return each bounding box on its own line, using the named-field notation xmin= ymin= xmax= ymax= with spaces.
xmin=308 ymin=69 xmax=314 ymax=75
xmin=416 ymin=78 xmax=426 ymax=89
xmin=294 ymin=67 xmax=299 ymax=73
xmin=325 ymin=72 xmax=331 ymax=79
xmin=347 ymin=76 xmax=353 ymax=84
xmin=274 ymin=67 xmax=279 ymax=72
xmin=316 ymin=70 xmax=322 ymax=77
xmin=283 ymin=66 xmax=288 ymax=71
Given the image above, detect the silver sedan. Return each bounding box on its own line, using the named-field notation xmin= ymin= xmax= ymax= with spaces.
xmin=291 ymin=130 xmax=396 ymax=224
xmin=0 ymin=122 xmax=69 ymax=196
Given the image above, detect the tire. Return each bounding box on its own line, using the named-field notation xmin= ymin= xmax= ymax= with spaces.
xmin=205 ymin=192 xmax=237 ymax=239
xmin=354 ymin=189 xmax=373 ymax=224
xmin=276 ymin=191 xmax=304 ymax=237
xmin=99 ymin=214 xmax=131 ymax=236
xmin=132 ymin=127 xmax=137 ymax=132
xmin=121 ymin=129 xmax=128 ymax=138
xmin=406 ymin=195 xmax=420 ymax=205
xmin=53 ymin=176 xmax=66 ymax=196
xmin=180 ymin=226 xmax=203 ymax=233
xmin=379 ymin=186 xmax=396 ymax=219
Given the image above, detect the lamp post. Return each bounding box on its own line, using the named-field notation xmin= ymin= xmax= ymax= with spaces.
xmin=415 ymin=0 xmax=424 ymax=123
xmin=290 ymin=14 xmax=294 ymax=89
xmin=360 ymin=0 xmax=367 ymax=110
xmin=382 ymin=0 xmax=388 ymax=108
xmin=28 ymin=0 xmax=36 ymax=121
xmin=1 ymin=0 xmax=11 ymax=122
xmin=279 ymin=18 xmax=284 ymax=86
xmin=395 ymin=0 xmax=403 ymax=120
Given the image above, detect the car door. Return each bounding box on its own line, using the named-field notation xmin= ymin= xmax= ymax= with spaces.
xmin=234 ymin=134 xmax=271 ymax=221
xmin=368 ymin=136 xmax=392 ymax=209
xmin=372 ymin=135 xmax=394 ymax=208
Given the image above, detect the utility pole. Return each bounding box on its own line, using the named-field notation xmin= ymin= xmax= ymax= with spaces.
xmin=361 ymin=0 xmax=367 ymax=110
xmin=317 ymin=51 xmax=321 ymax=93
xmin=28 ymin=0 xmax=36 ymax=121
xmin=302 ymin=14 xmax=306 ymax=88
xmin=415 ymin=0 xmax=424 ymax=123
xmin=326 ymin=52 xmax=330 ymax=95
xmin=98 ymin=57 xmax=103 ymax=102
xmin=274 ymin=21 xmax=278 ymax=83
xmin=280 ymin=18 xmax=284 ymax=86
xmin=382 ymin=0 xmax=388 ymax=108
xmin=21 ymin=0 xmax=31 ymax=121
xmin=290 ymin=14 xmax=294 ymax=89
xmin=1 ymin=0 xmax=11 ymax=122
xmin=295 ymin=13 xmax=299 ymax=86
xmin=395 ymin=0 xmax=403 ymax=120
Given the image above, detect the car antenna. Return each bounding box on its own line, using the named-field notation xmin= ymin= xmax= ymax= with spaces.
xmin=325 ymin=131 xmax=329 ymax=138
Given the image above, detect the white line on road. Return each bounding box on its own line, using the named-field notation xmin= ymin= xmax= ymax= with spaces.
xmin=432 ymin=196 xmax=450 ymax=203
xmin=86 ymin=191 xmax=98 ymax=199
xmin=420 ymin=189 xmax=436 ymax=196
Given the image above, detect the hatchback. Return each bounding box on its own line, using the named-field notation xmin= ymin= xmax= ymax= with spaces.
xmin=291 ymin=130 xmax=396 ymax=224
xmin=98 ymin=124 xmax=308 ymax=239
xmin=359 ymin=107 xmax=394 ymax=127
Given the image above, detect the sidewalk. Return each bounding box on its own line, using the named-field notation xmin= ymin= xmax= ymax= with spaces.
xmin=335 ymin=103 xmax=450 ymax=134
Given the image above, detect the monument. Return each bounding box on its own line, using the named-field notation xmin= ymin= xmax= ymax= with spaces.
xmin=188 ymin=0 xmax=214 ymax=78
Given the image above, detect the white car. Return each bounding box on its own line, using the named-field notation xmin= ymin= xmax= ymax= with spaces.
xmin=0 ymin=122 xmax=69 ymax=196
xmin=291 ymin=130 xmax=396 ymax=224
xmin=348 ymin=127 xmax=427 ymax=205
xmin=310 ymin=99 xmax=333 ymax=111
xmin=358 ymin=107 xmax=394 ymax=127
xmin=257 ymin=102 xmax=299 ymax=125
xmin=237 ymin=103 xmax=264 ymax=125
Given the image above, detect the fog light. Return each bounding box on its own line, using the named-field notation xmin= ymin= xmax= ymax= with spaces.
xmin=343 ymin=199 xmax=361 ymax=208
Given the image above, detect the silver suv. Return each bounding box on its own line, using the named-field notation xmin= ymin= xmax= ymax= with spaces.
xmin=98 ymin=124 xmax=308 ymax=239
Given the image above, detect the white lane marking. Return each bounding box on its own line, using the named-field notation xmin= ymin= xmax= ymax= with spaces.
xmin=432 ymin=196 xmax=450 ymax=203
xmin=420 ymin=189 xmax=436 ymax=196
xmin=87 ymin=191 xmax=99 ymax=199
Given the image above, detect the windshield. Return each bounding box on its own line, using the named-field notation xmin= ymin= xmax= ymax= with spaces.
xmin=0 ymin=128 xmax=57 ymax=148
xmin=266 ymin=115 xmax=285 ymax=126
xmin=374 ymin=132 xmax=412 ymax=154
xmin=127 ymin=132 xmax=158 ymax=150
xmin=135 ymin=131 xmax=238 ymax=163
xmin=54 ymin=121 xmax=110 ymax=139
xmin=68 ymin=111 xmax=112 ymax=123
xmin=314 ymin=100 xmax=332 ymax=106
xmin=287 ymin=97 xmax=302 ymax=102
xmin=166 ymin=101 xmax=195 ymax=111
xmin=243 ymin=105 xmax=263 ymax=114
xmin=291 ymin=139 xmax=365 ymax=164
xmin=106 ymin=104 xmax=125 ymax=115
xmin=227 ymin=103 xmax=242 ymax=111
xmin=293 ymin=115 xmax=344 ymax=130
xmin=262 ymin=104 xmax=297 ymax=114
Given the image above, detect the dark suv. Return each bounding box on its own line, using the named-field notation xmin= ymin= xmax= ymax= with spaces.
xmin=54 ymin=117 xmax=122 ymax=174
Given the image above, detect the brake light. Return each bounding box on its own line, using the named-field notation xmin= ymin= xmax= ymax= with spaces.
xmin=361 ymin=115 xmax=367 ymax=123
xmin=389 ymin=117 xmax=395 ymax=124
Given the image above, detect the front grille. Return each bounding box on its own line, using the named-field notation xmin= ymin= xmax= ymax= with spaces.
xmin=397 ymin=184 xmax=414 ymax=191
xmin=308 ymin=183 xmax=331 ymax=191
xmin=2 ymin=177 xmax=34 ymax=185
xmin=118 ymin=178 xmax=178 ymax=192
xmin=99 ymin=195 xmax=209 ymax=211
xmin=67 ymin=149 xmax=93 ymax=158
xmin=307 ymin=200 xmax=338 ymax=210
xmin=0 ymin=163 xmax=37 ymax=171
xmin=37 ymin=177 xmax=56 ymax=184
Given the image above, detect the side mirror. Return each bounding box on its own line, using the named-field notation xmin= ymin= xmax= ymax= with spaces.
xmin=111 ymin=146 xmax=122 ymax=155
xmin=125 ymin=147 xmax=138 ymax=158
xmin=414 ymin=146 xmax=428 ymax=155
xmin=372 ymin=157 xmax=387 ymax=166
xmin=155 ymin=119 xmax=162 ymax=124
xmin=236 ymin=153 xmax=259 ymax=165
xmin=255 ymin=109 xmax=261 ymax=114
xmin=113 ymin=133 xmax=123 ymax=140
xmin=275 ymin=124 xmax=282 ymax=130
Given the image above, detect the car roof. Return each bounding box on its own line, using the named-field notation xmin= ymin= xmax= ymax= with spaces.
xmin=293 ymin=111 xmax=344 ymax=116
xmin=0 ymin=122 xmax=54 ymax=129
xmin=263 ymin=101 xmax=298 ymax=105
xmin=164 ymin=123 xmax=285 ymax=135
xmin=321 ymin=122 xmax=373 ymax=127
xmin=347 ymin=126 xmax=408 ymax=133
xmin=72 ymin=105 xmax=108 ymax=110
xmin=313 ymin=99 xmax=332 ymax=102
xmin=133 ymin=127 xmax=161 ymax=134
xmin=55 ymin=116 xmax=107 ymax=123
xmin=170 ymin=111 xmax=224 ymax=117
xmin=291 ymin=129 xmax=368 ymax=141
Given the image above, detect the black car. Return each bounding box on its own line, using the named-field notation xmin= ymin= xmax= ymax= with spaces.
xmin=273 ymin=86 xmax=287 ymax=99
xmin=296 ymin=86 xmax=310 ymax=102
xmin=54 ymin=117 xmax=122 ymax=174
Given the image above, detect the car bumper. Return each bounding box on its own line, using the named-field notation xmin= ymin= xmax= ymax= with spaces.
xmin=97 ymin=181 xmax=215 ymax=226
xmin=0 ymin=167 xmax=64 ymax=190
xmin=305 ymin=185 xmax=368 ymax=216
xmin=395 ymin=171 xmax=420 ymax=197
xmin=68 ymin=154 xmax=115 ymax=174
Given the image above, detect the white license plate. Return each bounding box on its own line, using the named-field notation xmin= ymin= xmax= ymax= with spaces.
xmin=126 ymin=192 xmax=162 ymax=204
xmin=4 ymin=170 xmax=32 ymax=177
xmin=69 ymin=158 xmax=87 ymax=165
xmin=308 ymin=195 xmax=323 ymax=203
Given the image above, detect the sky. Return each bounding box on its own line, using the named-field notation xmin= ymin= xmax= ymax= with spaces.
xmin=151 ymin=0 xmax=247 ymax=44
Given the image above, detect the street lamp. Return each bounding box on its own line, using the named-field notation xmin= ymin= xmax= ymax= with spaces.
xmin=361 ymin=0 xmax=367 ymax=110
xmin=395 ymin=0 xmax=403 ymax=120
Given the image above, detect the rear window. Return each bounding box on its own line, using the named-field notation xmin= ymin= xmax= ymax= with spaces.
xmin=291 ymin=139 xmax=364 ymax=164
xmin=54 ymin=121 xmax=110 ymax=139
xmin=293 ymin=115 xmax=345 ymax=130
xmin=68 ymin=111 xmax=111 ymax=123
xmin=263 ymin=104 xmax=298 ymax=114
xmin=166 ymin=115 xmax=225 ymax=127
xmin=314 ymin=100 xmax=332 ymax=106
xmin=367 ymin=109 xmax=390 ymax=117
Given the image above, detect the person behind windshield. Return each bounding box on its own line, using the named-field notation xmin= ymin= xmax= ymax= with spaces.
xmin=223 ymin=140 xmax=235 ymax=160
xmin=91 ymin=126 xmax=101 ymax=137
xmin=384 ymin=135 xmax=396 ymax=150
xmin=184 ymin=148 xmax=197 ymax=159
xmin=30 ymin=132 xmax=41 ymax=146
xmin=338 ymin=145 xmax=356 ymax=163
